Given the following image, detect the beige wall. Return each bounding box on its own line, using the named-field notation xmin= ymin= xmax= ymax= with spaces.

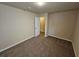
xmin=48 ymin=11 xmax=77 ymax=41
xmin=40 ymin=17 xmax=45 ymax=32
xmin=0 ymin=4 xmax=36 ymax=52
xmin=72 ymin=11 xmax=79 ymax=56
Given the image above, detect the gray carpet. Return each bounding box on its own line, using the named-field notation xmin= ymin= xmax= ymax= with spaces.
xmin=0 ymin=33 xmax=75 ymax=57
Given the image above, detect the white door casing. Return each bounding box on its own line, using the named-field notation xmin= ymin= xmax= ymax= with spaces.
xmin=34 ymin=16 xmax=40 ymax=37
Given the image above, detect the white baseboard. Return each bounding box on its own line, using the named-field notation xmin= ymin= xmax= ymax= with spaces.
xmin=72 ymin=43 xmax=77 ymax=56
xmin=48 ymin=34 xmax=72 ymax=42
xmin=0 ymin=35 xmax=34 ymax=53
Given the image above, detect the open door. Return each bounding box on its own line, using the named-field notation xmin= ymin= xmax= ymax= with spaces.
xmin=34 ymin=16 xmax=40 ymax=37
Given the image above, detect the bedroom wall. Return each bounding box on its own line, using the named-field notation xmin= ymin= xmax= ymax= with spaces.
xmin=0 ymin=4 xmax=36 ymax=52
xmin=48 ymin=11 xmax=77 ymax=41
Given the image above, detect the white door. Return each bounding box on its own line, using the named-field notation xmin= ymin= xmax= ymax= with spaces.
xmin=34 ymin=16 xmax=40 ymax=37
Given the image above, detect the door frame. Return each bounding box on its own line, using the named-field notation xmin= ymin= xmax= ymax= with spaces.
xmin=34 ymin=16 xmax=40 ymax=37
xmin=34 ymin=13 xmax=48 ymax=37
xmin=44 ymin=13 xmax=48 ymax=37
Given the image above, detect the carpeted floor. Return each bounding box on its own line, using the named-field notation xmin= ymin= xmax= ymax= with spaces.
xmin=0 ymin=32 xmax=75 ymax=57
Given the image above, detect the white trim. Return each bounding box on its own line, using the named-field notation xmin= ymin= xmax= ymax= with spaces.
xmin=34 ymin=16 xmax=40 ymax=37
xmin=0 ymin=35 xmax=34 ymax=53
xmin=45 ymin=13 xmax=48 ymax=37
xmin=72 ymin=43 xmax=77 ymax=56
xmin=48 ymin=34 xmax=72 ymax=42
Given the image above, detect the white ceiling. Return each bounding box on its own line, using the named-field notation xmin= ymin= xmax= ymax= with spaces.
xmin=1 ymin=2 xmax=79 ymax=13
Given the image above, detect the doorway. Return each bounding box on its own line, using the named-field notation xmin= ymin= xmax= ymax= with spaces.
xmin=40 ymin=16 xmax=45 ymax=36
xmin=34 ymin=16 xmax=46 ymax=37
